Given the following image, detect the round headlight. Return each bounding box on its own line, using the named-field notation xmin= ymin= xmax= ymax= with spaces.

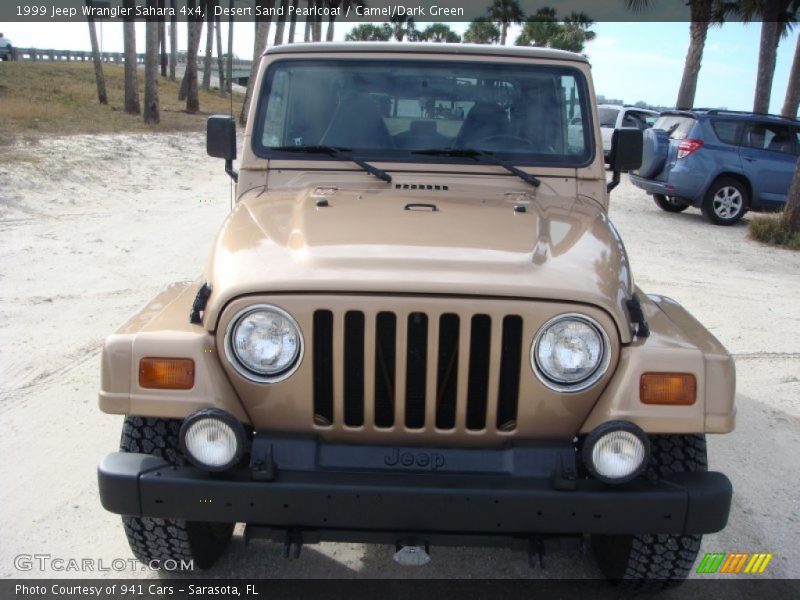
xmin=583 ymin=421 xmax=649 ymax=484
xmin=532 ymin=313 xmax=610 ymax=392
xmin=179 ymin=409 xmax=245 ymax=472
xmin=225 ymin=305 xmax=303 ymax=383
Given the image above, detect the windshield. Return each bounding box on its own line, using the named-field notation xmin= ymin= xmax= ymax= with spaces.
xmin=254 ymin=59 xmax=594 ymax=166
xmin=653 ymin=115 xmax=696 ymax=140
xmin=598 ymin=107 xmax=619 ymax=128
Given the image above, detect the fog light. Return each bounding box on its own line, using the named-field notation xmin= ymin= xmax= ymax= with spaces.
xmin=583 ymin=421 xmax=649 ymax=484
xmin=179 ymin=409 xmax=245 ymax=472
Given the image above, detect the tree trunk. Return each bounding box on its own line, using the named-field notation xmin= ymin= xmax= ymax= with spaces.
xmin=785 ymin=157 xmax=800 ymax=233
xmin=144 ymin=4 xmax=160 ymax=124
xmin=226 ymin=0 xmax=234 ymax=93
xmin=216 ymin=9 xmax=225 ymax=95
xmin=305 ymin=14 xmax=311 ymax=41
xmin=500 ymin=22 xmax=507 ymax=46
xmin=313 ymin=0 xmax=323 ymax=41
xmin=782 ymin=36 xmax=800 ymax=119
xmin=754 ymin=17 xmax=780 ymax=114
xmin=274 ymin=0 xmax=288 ymax=46
xmin=159 ymin=0 xmax=167 ymax=77
xmin=675 ymin=1 xmax=711 ymax=110
xmin=123 ymin=1 xmax=140 ymax=114
xmin=202 ymin=8 xmax=214 ymax=90
xmin=239 ymin=0 xmax=275 ymax=125
xmin=86 ymin=2 xmax=108 ymax=104
xmin=180 ymin=18 xmax=203 ymax=100
xmin=169 ymin=0 xmax=177 ymax=80
xmin=182 ymin=2 xmax=204 ymax=112
xmin=288 ymin=0 xmax=298 ymax=43
xmin=326 ymin=16 xmax=335 ymax=42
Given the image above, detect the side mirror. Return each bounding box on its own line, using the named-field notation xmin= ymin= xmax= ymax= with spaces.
xmin=607 ymin=128 xmax=643 ymax=192
xmin=207 ymin=115 xmax=238 ymax=182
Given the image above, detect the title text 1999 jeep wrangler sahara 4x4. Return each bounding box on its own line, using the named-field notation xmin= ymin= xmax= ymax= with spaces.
xmin=97 ymin=43 xmax=734 ymax=584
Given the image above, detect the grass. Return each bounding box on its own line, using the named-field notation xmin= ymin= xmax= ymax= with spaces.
xmin=748 ymin=212 xmax=800 ymax=251
xmin=0 ymin=61 xmax=244 ymax=142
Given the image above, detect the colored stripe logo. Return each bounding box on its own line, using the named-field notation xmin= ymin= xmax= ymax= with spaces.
xmin=697 ymin=552 xmax=773 ymax=574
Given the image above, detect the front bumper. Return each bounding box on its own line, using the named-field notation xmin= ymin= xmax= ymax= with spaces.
xmin=98 ymin=439 xmax=732 ymax=538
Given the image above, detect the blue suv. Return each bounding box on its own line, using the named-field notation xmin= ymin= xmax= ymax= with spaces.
xmin=630 ymin=110 xmax=799 ymax=225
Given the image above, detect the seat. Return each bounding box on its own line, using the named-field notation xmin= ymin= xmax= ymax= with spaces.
xmin=455 ymin=102 xmax=511 ymax=148
xmin=319 ymin=95 xmax=394 ymax=149
xmin=393 ymin=120 xmax=449 ymax=149
xmin=766 ymin=130 xmax=792 ymax=153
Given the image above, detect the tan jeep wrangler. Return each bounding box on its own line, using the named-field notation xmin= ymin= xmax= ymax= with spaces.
xmin=97 ymin=43 xmax=735 ymax=583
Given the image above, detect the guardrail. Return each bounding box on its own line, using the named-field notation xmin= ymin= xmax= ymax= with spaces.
xmin=11 ymin=47 xmax=252 ymax=70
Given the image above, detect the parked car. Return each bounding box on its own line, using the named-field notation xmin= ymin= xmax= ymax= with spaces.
xmin=96 ymin=43 xmax=734 ymax=584
xmin=0 ymin=33 xmax=14 ymax=61
xmin=631 ymin=109 xmax=800 ymax=225
xmin=598 ymin=104 xmax=659 ymax=160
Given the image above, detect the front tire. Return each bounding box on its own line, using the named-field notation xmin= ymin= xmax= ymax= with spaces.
xmin=702 ymin=177 xmax=748 ymax=225
xmin=592 ymin=434 xmax=708 ymax=587
xmin=653 ymin=194 xmax=691 ymax=213
xmin=119 ymin=416 xmax=234 ymax=570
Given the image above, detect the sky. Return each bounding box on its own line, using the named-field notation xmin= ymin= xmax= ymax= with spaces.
xmin=1 ymin=20 xmax=797 ymax=114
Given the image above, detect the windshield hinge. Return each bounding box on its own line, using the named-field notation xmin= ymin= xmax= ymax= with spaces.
xmin=189 ymin=283 xmax=212 ymax=325
xmin=626 ymin=293 xmax=651 ymax=339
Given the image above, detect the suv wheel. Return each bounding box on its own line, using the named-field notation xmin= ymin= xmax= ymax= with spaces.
xmin=702 ymin=178 xmax=747 ymax=225
xmin=591 ymin=434 xmax=708 ymax=587
xmin=653 ymin=194 xmax=690 ymax=213
xmin=119 ymin=416 xmax=234 ymax=570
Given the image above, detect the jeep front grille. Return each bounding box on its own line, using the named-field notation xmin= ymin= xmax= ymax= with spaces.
xmin=312 ymin=308 xmax=523 ymax=433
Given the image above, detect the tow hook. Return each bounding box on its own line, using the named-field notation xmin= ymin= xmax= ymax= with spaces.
xmin=393 ymin=543 xmax=431 ymax=566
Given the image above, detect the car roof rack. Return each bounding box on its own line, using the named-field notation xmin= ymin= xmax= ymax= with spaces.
xmin=703 ymin=109 xmax=800 ymax=123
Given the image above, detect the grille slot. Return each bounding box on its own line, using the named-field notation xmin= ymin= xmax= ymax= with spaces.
xmin=435 ymin=314 xmax=460 ymax=430
xmin=496 ymin=315 xmax=523 ymax=431
xmin=312 ymin=310 xmax=334 ymax=426
xmin=466 ymin=314 xmax=492 ymax=430
xmin=404 ymin=312 xmax=428 ymax=429
xmin=343 ymin=311 xmax=365 ymax=427
xmin=311 ymin=308 xmax=524 ymax=435
xmin=374 ymin=312 xmax=397 ymax=428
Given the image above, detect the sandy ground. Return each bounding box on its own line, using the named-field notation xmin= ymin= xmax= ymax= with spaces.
xmin=1 ymin=132 xmax=799 ymax=583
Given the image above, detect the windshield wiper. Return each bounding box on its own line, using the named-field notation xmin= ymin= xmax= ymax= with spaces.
xmin=270 ymin=145 xmax=392 ymax=183
xmin=412 ymin=148 xmax=541 ymax=188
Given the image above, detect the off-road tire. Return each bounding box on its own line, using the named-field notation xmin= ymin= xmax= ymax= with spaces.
xmin=119 ymin=416 xmax=234 ymax=570
xmin=653 ymin=194 xmax=690 ymax=213
xmin=592 ymin=434 xmax=708 ymax=588
xmin=702 ymin=177 xmax=748 ymax=225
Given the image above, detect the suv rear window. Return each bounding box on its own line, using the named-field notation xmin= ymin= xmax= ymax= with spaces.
xmin=653 ymin=115 xmax=695 ymax=140
xmin=711 ymin=120 xmax=742 ymax=145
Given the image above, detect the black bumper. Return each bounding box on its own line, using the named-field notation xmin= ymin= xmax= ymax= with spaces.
xmin=98 ymin=442 xmax=732 ymax=538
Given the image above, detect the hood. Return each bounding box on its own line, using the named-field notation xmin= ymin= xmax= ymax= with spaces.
xmin=203 ymin=183 xmax=635 ymax=342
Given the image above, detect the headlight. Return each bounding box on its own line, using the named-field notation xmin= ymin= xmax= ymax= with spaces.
xmin=225 ymin=304 xmax=303 ymax=383
xmin=179 ymin=409 xmax=245 ymax=472
xmin=532 ymin=313 xmax=610 ymax=392
xmin=582 ymin=421 xmax=650 ymax=484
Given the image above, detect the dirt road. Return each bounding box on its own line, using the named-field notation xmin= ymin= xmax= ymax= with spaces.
xmin=1 ymin=133 xmax=798 ymax=581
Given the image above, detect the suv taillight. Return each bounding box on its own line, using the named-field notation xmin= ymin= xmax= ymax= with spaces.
xmin=676 ymin=139 xmax=703 ymax=159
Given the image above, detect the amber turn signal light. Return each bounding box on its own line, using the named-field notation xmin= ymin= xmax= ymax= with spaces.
xmin=640 ymin=373 xmax=696 ymax=405
xmin=139 ymin=357 xmax=195 ymax=390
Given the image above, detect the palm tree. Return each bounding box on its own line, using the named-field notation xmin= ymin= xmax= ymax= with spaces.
xmin=226 ymin=0 xmax=234 ymax=92
xmin=345 ymin=23 xmax=392 ymax=41
xmin=627 ymin=0 xmax=715 ymax=111
xmin=419 ymin=23 xmax=461 ymax=43
xmin=288 ymin=0 xmax=299 ymax=43
xmin=169 ymin=0 xmax=177 ymax=80
xmin=215 ymin=4 xmax=225 ymax=94
xmin=202 ymin=8 xmax=214 ymax=90
xmin=389 ymin=14 xmax=416 ymax=41
xmin=463 ymin=17 xmax=501 ymax=44
xmin=516 ymin=8 xmax=595 ymax=52
xmin=123 ymin=0 xmax=140 ymax=114
xmin=144 ymin=1 xmax=160 ymax=124
xmin=487 ymin=0 xmax=525 ymax=45
xmin=180 ymin=0 xmax=205 ymax=111
xmin=85 ymin=1 xmax=108 ymax=105
xmin=240 ymin=0 xmax=276 ymax=125
xmin=782 ymin=35 xmax=800 ymax=117
xmin=158 ymin=0 xmax=167 ymax=77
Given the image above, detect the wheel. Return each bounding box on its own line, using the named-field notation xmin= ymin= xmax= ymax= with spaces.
xmin=591 ymin=434 xmax=708 ymax=587
xmin=702 ymin=177 xmax=748 ymax=225
xmin=119 ymin=416 xmax=234 ymax=570
xmin=653 ymin=194 xmax=690 ymax=213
